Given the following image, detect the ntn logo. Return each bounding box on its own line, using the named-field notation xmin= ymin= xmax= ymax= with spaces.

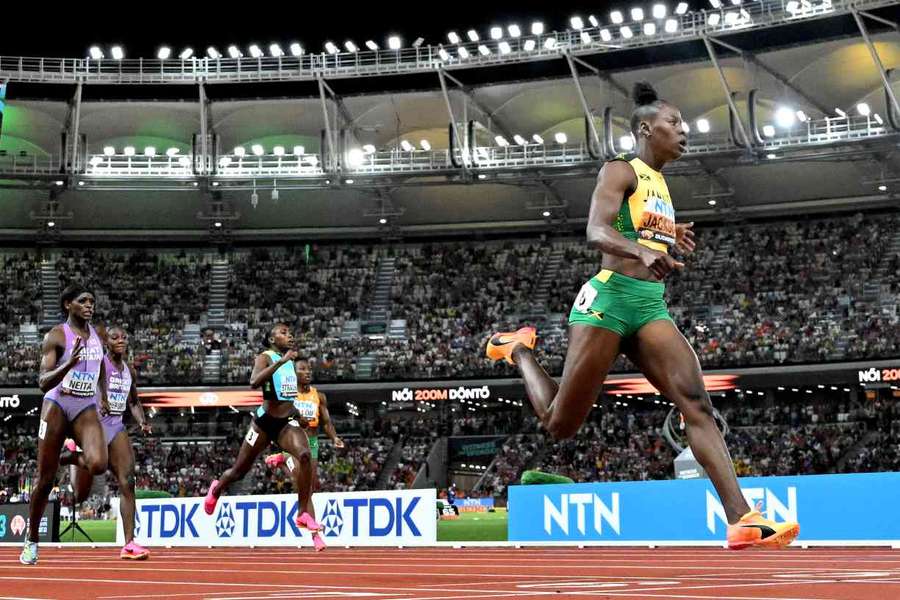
xmin=706 ymin=487 xmax=797 ymax=533
xmin=544 ymin=493 xmax=621 ymax=536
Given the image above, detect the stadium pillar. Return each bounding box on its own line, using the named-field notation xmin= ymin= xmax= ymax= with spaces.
xmin=68 ymin=82 xmax=83 ymax=173
xmin=563 ymin=52 xmax=602 ymax=157
xmin=852 ymin=10 xmax=900 ymax=122
xmin=199 ymin=83 xmax=208 ymax=175
xmin=317 ymin=76 xmax=337 ymax=172
xmin=701 ymin=35 xmax=751 ymax=149
xmin=437 ymin=68 xmax=469 ymax=170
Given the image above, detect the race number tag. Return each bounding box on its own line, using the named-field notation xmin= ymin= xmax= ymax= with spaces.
xmin=245 ymin=427 xmax=259 ymax=446
xmin=294 ymin=400 xmax=317 ymax=420
xmin=573 ymin=282 xmax=599 ymax=314
xmin=108 ymin=392 xmax=128 ymax=414
xmin=286 ymin=456 xmax=295 ymax=472
xmin=38 ymin=419 xmax=47 ymax=440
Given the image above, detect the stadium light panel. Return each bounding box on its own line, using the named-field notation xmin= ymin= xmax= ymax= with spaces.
xmin=157 ymin=46 xmax=172 ymax=59
xmin=620 ymin=26 xmax=634 ymax=38
xmin=531 ymin=22 xmax=544 ymax=35
xmin=103 ymin=146 xmax=115 ymax=156
xmin=438 ymin=47 xmax=450 ymax=60
xmin=786 ymin=0 xmax=800 ymax=12
xmin=365 ymin=40 xmax=378 ymax=51
xmin=554 ymin=132 xmax=568 ymax=144
xmin=581 ymin=31 xmax=592 ymax=44
xmin=273 ymin=146 xmax=285 ymax=156
xmin=707 ymin=13 xmax=721 ymax=25
xmin=166 ymin=147 xmax=179 ymax=157
xmin=857 ymin=102 xmax=871 ymax=116
xmin=588 ymin=15 xmax=600 ymax=27
xmin=675 ymin=2 xmax=689 ymax=14
xmin=111 ymin=46 xmax=124 ymax=60
xmin=710 ymin=0 xmax=722 ymax=7
xmin=467 ymin=29 xmax=480 ymax=42
xmin=532 ymin=134 xmax=544 ymax=144
xmin=874 ymin=113 xmax=884 ymax=125
xmin=207 ymin=47 xmax=221 ymax=59
xmin=89 ymin=46 xmax=103 ymax=60
xmin=293 ymin=145 xmax=305 ymax=155
xmin=513 ymin=135 xmax=527 ymax=145
xmin=878 ymin=184 xmax=888 ymax=191
xmin=643 ymin=22 xmax=657 ymax=35
xmin=762 ymin=125 xmax=775 ymax=137
xmin=766 ymin=153 xmax=777 ymax=159
xmin=290 ymin=43 xmax=304 ymax=56
xmin=447 ymin=32 xmax=460 ymax=44
xmin=490 ymin=26 xmax=503 ymax=39
xmin=835 ymin=107 xmax=847 ymax=118
xmin=544 ymin=37 xmax=558 ymax=49
xmin=495 ymin=136 xmax=509 ymax=147
xmin=362 ymin=144 xmax=376 ymax=154
xmin=179 ymin=47 xmax=194 ymax=59
xmin=347 ymin=148 xmax=365 ymax=166
xmin=219 ymin=157 xmax=231 ymax=167
xmin=696 ymin=118 xmax=710 ymax=133
xmin=89 ymin=156 xmax=104 ymax=166
xmin=249 ymin=45 xmax=263 ymax=58
xmin=458 ymin=46 xmax=470 ymax=59
xmin=144 ymin=146 xmax=156 ymax=157
xmin=47 ymin=221 xmax=55 ymax=228
xmin=251 ymin=144 xmax=264 ymax=156
xmin=498 ymin=41 xmax=512 ymax=54
xmin=420 ymin=140 xmax=432 ymax=151
xmin=523 ymin=39 xmax=536 ymax=51
xmin=508 ymin=24 xmax=521 ymax=38
xmin=570 ymin=16 xmax=585 ymax=29
xmin=270 ymin=44 xmax=284 ymax=57
xmin=708 ymin=199 xmax=717 ymax=205
xmin=344 ymin=41 xmax=358 ymax=53
xmin=400 ymin=140 xmax=414 ymax=151
xmin=542 ymin=210 xmax=551 ymax=217
xmin=234 ymin=146 xmax=246 ymax=157
xmin=731 ymin=0 xmax=741 ymax=4
xmin=610 ymin=10 xmax=624 ymax=24
xmin=379 ymin=218 xmax=387 ymax=224
xmin=324 ymin=42 xmax=338 ymax=55
xmin=599 ymin=28 xmax=613 ymax=41
xmin=123 ymin=146 xmax=135 ymax=156
xmin=796 ymin=110 xmax=808 ymax=122
xmin=619 ymin=135 xmax=635 ymax=150
xmin=653 ymin=4 xmax=667 ymax=18
xmin=388 ymin=36 xmax=402 ymax=50
xmin=664 ymin=18 xmax=678 ymax=32
xmin=631 ymin=7 xmax=645 ymax=21
xmin=478 ymin=44 xmax=491 ymax=55
xmin=724 ymin=11 xmax=740 ymax=25
xmin=774 ymin=106 xmax=796 ymax=127
xmin=227 ymin=46 xmax=242 ymax=58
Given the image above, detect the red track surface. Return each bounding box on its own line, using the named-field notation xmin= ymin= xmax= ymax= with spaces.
xmin=1 ymin=547 xmax=899 ymax=599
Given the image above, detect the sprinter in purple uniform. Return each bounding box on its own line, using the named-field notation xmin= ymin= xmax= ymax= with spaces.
xmin=21 ymin=284 xmax=108 ymax=565
xmin=68 ymin=326 xmax=151 ymax=560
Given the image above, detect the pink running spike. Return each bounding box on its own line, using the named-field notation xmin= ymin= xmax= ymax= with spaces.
xmin=203 ymin=480 xmax=220 ymax=515
xmin=312 ymin=532 xmax=326 ymax=552
xmin=296 ymin=512 xmax=321 ymax=532
xmin=265 ymin=453 xmax=286 ymax=469
xmin=120 ymin=540 xmax=150 ymax=560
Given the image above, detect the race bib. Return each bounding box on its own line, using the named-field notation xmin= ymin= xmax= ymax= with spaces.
xmin=61 ymin=370 xmax=98 ymax=397
xmin=108 ymin=391 xmax=128 ymax=414
xmin=294 ymin=400 xmax=317 ymax=420
xmin=573 ymin=282 xmax=599 ymax=314
xmin=637 ymin=195 xmax=677 ymax=247
xmin=280 ymin=374 xmax=298 ymax=399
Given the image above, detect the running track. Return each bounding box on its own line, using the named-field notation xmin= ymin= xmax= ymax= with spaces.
xmin=1 ymin=547 xmax=899 ymax=599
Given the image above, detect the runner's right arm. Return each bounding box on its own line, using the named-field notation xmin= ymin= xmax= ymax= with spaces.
xmin=37 ymin=327 xmax=81 ymax=392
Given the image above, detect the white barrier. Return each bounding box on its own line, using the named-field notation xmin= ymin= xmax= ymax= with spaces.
xmin=117 ymin=489 xmax=437 ymax=547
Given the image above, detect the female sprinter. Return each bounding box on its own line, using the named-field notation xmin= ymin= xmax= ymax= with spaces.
xmin=485 ymin=82 xmax=799 ymax=550
xmin=67 ymin=326 xmax=152 ymax=559
xmin=21 ymin=284 xmax=108 ymax=565
xmin=203 ymin=323 xmax=325 ymax=551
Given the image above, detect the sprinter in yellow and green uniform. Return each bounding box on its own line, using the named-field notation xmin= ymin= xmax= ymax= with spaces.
xmin=486 ymin=81 xmax=800 ymax=550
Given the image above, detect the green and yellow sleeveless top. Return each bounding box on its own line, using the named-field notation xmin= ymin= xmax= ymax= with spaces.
xmin=610 ymin=153 xmax=676 ymax=253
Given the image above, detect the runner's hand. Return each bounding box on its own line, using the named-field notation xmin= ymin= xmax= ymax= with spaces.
xmin=66 ymin=337 xmax=85 ymax=367
xmin=334 ymin=437 xmax=345 ymax=449
xmin=640 ymin=248 xmax=684 ymax=279
xmin=675 ymin=222 xmax=696 ymax=255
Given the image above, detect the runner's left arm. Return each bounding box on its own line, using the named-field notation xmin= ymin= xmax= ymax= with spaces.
xmin=127 ymin=365 xmax=151 ymax=435
xmin=318 ymin=392 xmax=344 ymax=448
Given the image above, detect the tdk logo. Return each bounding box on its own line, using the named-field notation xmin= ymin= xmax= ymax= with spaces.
xmin=543 ymin=493 xmax=621 ymax=536
xmin=706 ymin=487 xmax=797 ymax=533
xmin=338 ymin=497 xmax=422 ymax=538
xmin=216 ymin=503 xmax=236 ymax=538
xmin=138 ymin=503 xmax=201 ymax=538
xmin=321 ymin=499 xmax=344 ymax=537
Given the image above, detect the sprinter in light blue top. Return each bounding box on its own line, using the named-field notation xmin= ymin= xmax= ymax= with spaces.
xmin=203 ymin=322 xmax=326 ymax=552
